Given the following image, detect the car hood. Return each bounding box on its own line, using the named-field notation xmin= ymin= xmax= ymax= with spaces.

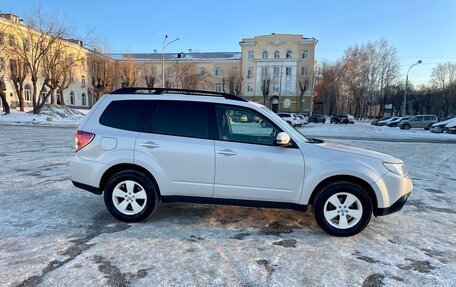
xmin=315 ymin=141 xmax=402 ymax=163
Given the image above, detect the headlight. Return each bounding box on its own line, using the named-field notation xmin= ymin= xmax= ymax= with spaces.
xmin=383 ymin=162 xmax=408 ymax=177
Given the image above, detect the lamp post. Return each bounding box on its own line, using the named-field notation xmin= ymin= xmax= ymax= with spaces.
xmin=161 ymin=35 xmax=180 ymax=88
xmin=402 ymin=60 xmax=422 ymax=116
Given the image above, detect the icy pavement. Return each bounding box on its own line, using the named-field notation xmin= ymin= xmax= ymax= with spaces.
xmin=0 ymin=125 xmax=455 ymax=286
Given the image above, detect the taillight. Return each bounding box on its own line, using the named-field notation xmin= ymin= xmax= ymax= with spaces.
xmin=75 ymin=130 xmax=95 ymax=151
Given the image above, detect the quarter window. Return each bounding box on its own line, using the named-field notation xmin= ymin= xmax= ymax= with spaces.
xmin=215 ymin=105 xmax=280 ymax=146
xmin=99 ymin=100 xmax=151 ymax=132
xmin=144 ymin=101 xmax=208 ymax=139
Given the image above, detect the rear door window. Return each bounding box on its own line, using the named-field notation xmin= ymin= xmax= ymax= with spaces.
xmin=143 ymin=101 xmax=209 ymax=139
xmin=99 ymin=100 xmax=152 ymax=131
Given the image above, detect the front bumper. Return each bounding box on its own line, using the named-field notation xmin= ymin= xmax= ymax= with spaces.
xmin=375 ymin=192 xmax=411 ymax=216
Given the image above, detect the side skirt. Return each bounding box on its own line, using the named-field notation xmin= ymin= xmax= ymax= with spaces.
xmin=160 ymin=196 xmax=307 ymax=212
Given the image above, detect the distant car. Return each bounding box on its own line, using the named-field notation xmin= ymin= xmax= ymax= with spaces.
xmin=432 ymin=117 xmax=456 ymax=133
xmin=377 ymin=117 xmax=401 ymax=126
xmin=296 ymin=115 xmax=308 ymax=126
xmin=309 ymin=114 xmax=326 ymax=123
xmin=277 ymin=113 xmax=301 ymax=126
xmin=386 ymin=117 xmax=409 ymax=127
xmin=399 ymin=115 xmax=438 ymax=130
xmin=371 ymin=117 xmax=391 ymax=126
xmin=331 ymin=114 xmax=354 ymax=124
xmin=444 ymin=120 xmax=456 ymax=134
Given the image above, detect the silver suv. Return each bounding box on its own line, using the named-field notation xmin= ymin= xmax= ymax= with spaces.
xmin=399 ymin=114 xmax=438 ymax=130
xmin=70 ymin=88 xmax=412 ymax=236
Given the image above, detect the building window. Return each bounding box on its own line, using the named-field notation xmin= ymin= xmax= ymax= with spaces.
xmin=285 ymin=67 xmax=292 ymax=76
xmin=272 ymin=83 xmax=279 ymax=92
xmin=23 ymin=40 xmax=30 ymax=52
xmin=247 ymin=82 xmax=253 ymax=92
xmin=273 ymin=66 xmax=280 ymax=77
xmin=286 ymin=50 xmax=293 ymax=59
xmin=197 ymin=67 xmax=205 ymax=75
xmin=301 ymin=67 xmax=308 ymax=76
xmin=214 ymin=67 xmax=222 ymax=77
xmin=70 ymin=75 xmax=74 ymax=84
xmin=214 ymin=83 xmax=222 ymax=92
xmin=262 ymin=51 xmax=268 ymax=59
xmin=302 ymin=50 xmax=309 ymax=59
xmin=248 ymin=51 xmax=254 ymax=59
xmin=24 ymin=85 xmax=32 ymax=101
xmin=8 ymin=35 xmax=14 ymax=47
xmin=247 ymin=67 xmax=254 ymax=78
xmin=82 ymin=93 xmax=87 ymax=106
xmin=261 ymin=67 xmax=268 ymax=77
xmin=70 ymin=91 xmax=75 ymax=105
xmin=274 ymin=50 xmax=280 ymax=59
xmin=40 ymin=89 xmax=47 ymax=103
xmin=81 ymin=75 xmax=86 ymax=87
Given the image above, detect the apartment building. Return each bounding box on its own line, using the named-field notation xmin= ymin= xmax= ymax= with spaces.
xmin=0 ymin=12 xmax=317 ymax=113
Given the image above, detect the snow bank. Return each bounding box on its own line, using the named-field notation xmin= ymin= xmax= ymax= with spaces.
xmin=0 ymin=105 xmax=86 ymax=127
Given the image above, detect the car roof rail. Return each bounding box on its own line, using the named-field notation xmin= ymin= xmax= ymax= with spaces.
xmin=110 ymin=87 xmax=247 ymax=102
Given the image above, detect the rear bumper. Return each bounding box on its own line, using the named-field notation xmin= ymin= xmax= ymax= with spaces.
xmin=72 ymin=180 xmax=101 ymax=195
xmin=375 ymin=192 xmax=411 ymax=216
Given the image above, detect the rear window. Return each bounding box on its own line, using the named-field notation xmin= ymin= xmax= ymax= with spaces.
xmin=143 ymin=101 xmax=208 ymax=139
xmin=99 ymin=100 xmax=151 ymax=131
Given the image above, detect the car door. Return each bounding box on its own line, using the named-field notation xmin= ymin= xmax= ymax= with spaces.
xmin=212 ymin=104 xmax=305 ymax=203
xmin=135 ymin=100 xmax=214 ymax=198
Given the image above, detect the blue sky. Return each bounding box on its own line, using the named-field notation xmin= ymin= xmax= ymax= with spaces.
xmin=2 ymin=0 xmax=456 ymax=85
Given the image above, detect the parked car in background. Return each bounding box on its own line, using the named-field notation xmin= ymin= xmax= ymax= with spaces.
xmin=296 ymin=115 xmax=309 ymax=126
xmin=399 ymin=115 xmax=438 ymax=130
xmin=377 ymin=117 xmax=401 ymax=126
xmin=309 ymin=114 xmax=326 ymax=123
xmin=442 ymin=118 xmax=456 ymax=134
xmin=371 ymin=117 xmax=391 ymax=126
xmin=386 ymin=117 xmax=409 ymax=127
xmin=330 ymin=114 xmax=354 ymax=124
xmin=430 ymin=117 xmax=456 ymax=133
xmin=277 ymin=112 xmax=301 ymax=127
xmin=298 ymin=113 xmax=309 ymax=124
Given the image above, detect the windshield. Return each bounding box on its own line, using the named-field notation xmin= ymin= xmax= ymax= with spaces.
xmin=260 ymin=106 xmax=312 ymax=143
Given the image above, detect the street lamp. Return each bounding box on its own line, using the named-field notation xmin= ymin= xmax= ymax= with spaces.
xmin=161 ymin=35 xmax=180 ymax=88
xmin=402 ymin=60 xmax=422 ymax=116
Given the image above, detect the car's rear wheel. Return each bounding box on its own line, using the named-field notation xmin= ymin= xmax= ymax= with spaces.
xmin=104 ymin=170 xmax=158 ymax=222
xmin=401 ymin=124 xmax=411 ymax=130
xmin=425 ymin=124 xmax=432 ymax=130
xmin=313 ymin=181 xmax=372 ymax=237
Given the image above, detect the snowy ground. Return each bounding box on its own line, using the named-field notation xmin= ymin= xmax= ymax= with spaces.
xmin=0 ymin=124 xmax=455 ymax=286
xmin=0 ymin=106 xmax=87 ymax=127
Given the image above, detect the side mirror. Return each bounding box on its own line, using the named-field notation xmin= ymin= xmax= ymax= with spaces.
xmin=275 ymin=132 xmax=291 ymax=146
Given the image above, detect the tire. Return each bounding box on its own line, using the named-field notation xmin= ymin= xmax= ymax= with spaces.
xmin=401 ymin=124 xmax=411 ymax=130
xmin=313 ymin=181 xmax=373 ymax=237
xmin=104 ymin=170 xmax=159 ymax=222
xmin=425 ymin=124 xmax=432 ymax=130
xmin=286 ymin=121 xmax=292 ymax=126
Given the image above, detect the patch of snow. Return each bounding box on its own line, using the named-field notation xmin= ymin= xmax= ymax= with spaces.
xmin=0 ymin=105 xmax=86 ymax=127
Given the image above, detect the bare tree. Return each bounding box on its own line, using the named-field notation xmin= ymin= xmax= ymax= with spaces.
xmin=172 ymin=62 xmax=211 ymax=90
xmin=298 ymin=74 xmax=310 ymax=112
xmin=9 ymin=58 xmax=28 ymax=112
xmin=143 ymin=64 xmax=157 ymax=88
xmin=38 ymin=37 xmax=85 ymax=111
xmin=223 ymin=66 xmax=243 ymax=95
xmin=88 ymin=48 xmax=116 ymax=101
xmin=117 ymin=54 xmax=138 ymax=88
xmin=0 ymin=23 xmax=12 ymax=114
xmin=8 ymin=10 xmax=71 ymax=114
xmin=261 ymin=76 xmax=271 ymax=106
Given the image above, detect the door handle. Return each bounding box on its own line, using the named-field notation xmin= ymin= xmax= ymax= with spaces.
xmin=217 ymin=149 xmax=237 ymax=156
xmin=140 ymin=141 xmax=160 ymax=149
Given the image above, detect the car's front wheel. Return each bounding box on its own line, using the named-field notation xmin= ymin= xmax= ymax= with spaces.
xmin=313 ymin=181 xmax=372 ymax=236
xmin=104 ymin=170 xmax=158 ymax=222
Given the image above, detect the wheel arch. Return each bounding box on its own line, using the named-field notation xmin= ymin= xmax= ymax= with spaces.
xmin=100 ymin=163 xmax=161 ymax=197
xmin=308 ymin=175 xmax=378 ymax=213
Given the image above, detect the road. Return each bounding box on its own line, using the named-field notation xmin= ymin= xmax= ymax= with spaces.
xmin=0 ymin=125 xmax=455 ymax=286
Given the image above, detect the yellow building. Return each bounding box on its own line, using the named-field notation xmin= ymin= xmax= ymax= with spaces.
xmin=1 ymin=12 xmax=317 ymax=113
